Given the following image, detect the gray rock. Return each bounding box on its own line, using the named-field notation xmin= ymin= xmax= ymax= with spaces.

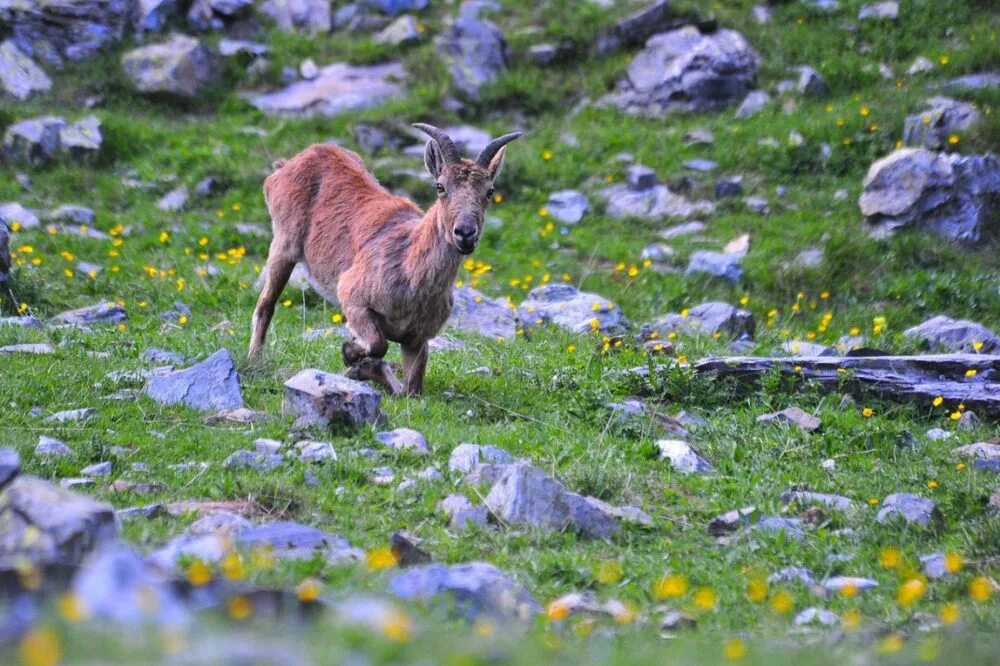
xmin=0 ymin=202 xmax=41 ymax=229
xmin=907 ymin=56 xmax=934 ymax=76
xmin=45 ymin=408 xmax=97 ymax=423
xmin=751 ymin=5 xmax=772 ymax=24
xmin=437 ymin=11 xmax=509 ymax=100
xmin=600 ymin=182 xmax=714 ymax=220
xmin=859 ymin=148 xmax=1000 ymax=242
xmin=116 ymin=504 xmax=165 ymax=521
xmin=546 ymin=190 xmax=589 ymax=225
xmin=628 ymin=164 xmax=657 ymax=190
xmin=744 ymin=196 xmax=769 ymax=214
xmin=934 ymin=72 xmax=1000 ymax=92
xmin=141 ymin=348 xmax=184 ymax=365
xmin=781 ymin=490 xmax=852 ymax=510
xmin=0 ymin=449 xmax=21 ymax=491
xmin=684 ymin=158 xmax=718 ymax=173
xmin=259 ymin=0 xmax=331 ymax=33
xmin=792 ymin=248 xmax=825 ymax=269
xmin=254 ymin=438 xmax=283 ymax=455
xmin=793 ymin=65 xmax=830 ymax=98
xmin=156 ymin=187 xmax=189 ymax=212
xmin=877 ymin=493 xmax=942 ymax=529
xmin=389 ymin=562 xmax=539 ymax=621
xmin=73 ymin=545 xmax=188 ymax=625
xmin=0 ymin=316 xmax=42 ymax=329
xmin=188 ymin=511 xmax=254 ymax=535
xmin=440 ymin=493 xmax=489 ymax=531
xmin=529 ymin=43 xmax=560 ymax=67
xmin=133 ymin=0 xmax=179 ymax=34
xmin=715 ymin=176 xmax=743 ymax=197
xmin=0 ymin=0 xmax=130 ymax=65
xmin=660 ymin=220 xmax=706 ymax=238
xmin=146 ymin=349 xmax=244 ymax=411
xmin=448 ymin=443 xmax=514 ymax=474
xmin=952 ymin=442 xmax=1000 ymax=459
xmin=217 ymin=38 xmax=269 ymax=58
xmin=251 ymin=61 xmax=405 ymax=117
xmin=122 ymin=35 xmax=219 ymax=98
xmin=2 ymin=115 xmax=65 ymax=166
xmin=794 ymin=607 xmax=839 ymax=626
xmin=518 ymin=284 xmax=629 ymax=335
xmin=0 ymin=40 xmax=51 ymax=100
xmin=375 ymin=15 xmax=422 ymax=46
xmin=656 ymin=439 xmax=712 ymax=473
xmin=858 ymin=1 xmax=898 ymax=20
xmin=76 ymin=261 xmax=103 ymax=278
xmin=0 ymin=475 xmax=116 ymax=567
xmin=376 ymin=428 xmax=429 ymax=455
xmin=926 ymin=428 xmax=953 ymax=442
xmin=0 ymin=220 xmax=7 ymax=284
xmin=685 ymin=251 xmax=743 ymax=284
xmin=903 ymin=97 xmax=981 ymax=150
xmin=35 ymin=435 xmax=72 ymax=457
xmin=58 ymin=116 xmax=102 ymax=165
xmin=0 ymin=343 xmax=54 ymax=354
xmin=639 ymin=243 xmax=675 ymax=262
xmin=904 ymin=315 xmax=999 ymax=353
xmin=80 ymin=462 xmax=112 ymax=477
xmin=708 ymin=506 xmax=757 ymax=536
xmin=449 ymin=286 xmax=518 ymax=340
xmin=51 ymin=301 xmax=126 ymax=327
xmin=47 ymin=204 xmax=95 ymax=226
xmin=782 ymin=340 xmax=829 ymax=356
xmin=224 ymin=450 xmax=283 ymax=472
xmin=186 ymin=0 xmax=252 ymax=30
xmin=768 ymin=567 xmax=814 ymax=585
xmin=755 ymin=516 xmax=805 ymax=540
xmin=296 ymin=440 xmax=336 ymax=462
xmin=564 ymin=493 xmax=622 ymax=538
xmin=237 ymin=522 xmax=361 ymax=563
xmin=367 ymin=0 xmax=428 ymax=15
xmin=920 ymin=552 xmax=954 ymax=579
xmin=607 ymin=398 xmax=645 ymax=424
xmin=757 ymin=407 xmax=821 ymax=433
xmin=644 ymin=302 xmax=754 ymax=340
xmin=736 ymin=90 xmax=770 ymax=118
xmin=821 ymin=576 xmax=878 ymax=592
xmin=608 ymin=26 xmax=760 ymax=115
xmin=283 ymin=368 xmax=383 ymax=428
xmin=955 ymin=411 xmax=980 ymax=432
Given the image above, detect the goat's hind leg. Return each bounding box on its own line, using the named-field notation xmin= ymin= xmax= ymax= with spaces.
xmin=248 ymin=250 xmax=296 ymax=361
xmin=342 ymin=305 xmax=404 ymax=395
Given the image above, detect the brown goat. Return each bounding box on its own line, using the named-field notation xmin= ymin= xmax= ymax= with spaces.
xmin=249 ymin=124 xmax=522 ymax=395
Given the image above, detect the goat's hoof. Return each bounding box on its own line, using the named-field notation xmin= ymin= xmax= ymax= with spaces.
xmin=347 ymin=358 xmax=404 ymax=396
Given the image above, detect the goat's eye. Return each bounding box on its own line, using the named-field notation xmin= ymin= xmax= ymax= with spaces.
xmin=486 ymin=187 xmax=495 ymax=200
xmin=435 ymin=183 xmax=446 ymax=195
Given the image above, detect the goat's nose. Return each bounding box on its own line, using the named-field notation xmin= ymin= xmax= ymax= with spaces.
xmin=454 ymin=225 xmax=477 ymax=242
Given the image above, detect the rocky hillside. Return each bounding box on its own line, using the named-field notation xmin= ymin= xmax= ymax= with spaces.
xmin=1 ymin=0 xmax=999 ymax=664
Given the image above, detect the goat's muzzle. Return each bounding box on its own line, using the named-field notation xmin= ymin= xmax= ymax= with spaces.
xmin=454 ymin=224 xmax=478 ymax=254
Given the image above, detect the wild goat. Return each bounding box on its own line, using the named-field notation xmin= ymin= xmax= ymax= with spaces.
xmin=248 ymin=124 xmax=522 ymax=396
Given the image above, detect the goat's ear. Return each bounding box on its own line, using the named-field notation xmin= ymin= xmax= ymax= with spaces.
xmin=487 ymin=145 xmax=507 ymax=181
xmin=424 ymin=140 xmax=444 ymax=179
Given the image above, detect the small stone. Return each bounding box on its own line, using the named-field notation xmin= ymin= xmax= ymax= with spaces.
xmin=755 ymin=517 xmax=805 ymax=540
xmin=188 ymin=511 xmax=254 ymax=535
xmin=926 ymin=428 xmax=953 ymax=442
xmin=877 ymin=493 xmax=942 ymax=529
xmin=81 ymin=462 xmax=112 ymax=477
xmin=283 ymin=369 xmax=383 ymax=428
xmin=110 ymin=480 xmax=166 ymax=495
xmin=254 ymin=438 xmax=283 ymax=455
xmin=224 ymin=450 xmax=283 ymax=472
xmin=296 ymin=440 xmax=337 ymax=463
xmin=371 ymin=466 xmax=395 ymax=485
xmin=375 ymin=15 xmax=422 ymax=46
xmin=518 ymin=284 xmax=629 ymax=336
xmin=440 ymin=493 xmax=490 ymax=531
xmin=0 ymin=343 xmax=54 ymax=355
xmin=51 ymin=302 xmax=126 ymax=327
xmin=627 ymin=164 xmax=657 ymax=191
xmin=660 ymin=609 xmax=698 ymax=631
xmin=794 ymin=607 xmax=839 ymax=626
xmin=684 ymin=159 xmax=717 ymax=173
xmin=781 ymin=490 xmax=853 ymax=510
xmin=708 ymin=506 xmax=757 ymax=536
xmin=820 ymin=459 xmax=837 ymax=471
xmin=545 ymin=190 xmax=589 ymax=225
xmin=751 ymin=5 xmax=772 ymax=24
xmin=660 ymin=221 xmax=706 ymax=239
xmin=822 ymin=576 xmax=878 ymax=592
xmin=858 ymin=1 xmax=898 ymax=21
xmin=35 ymin=435 xmax=72 ymax=457
xmin=685 ymin=251 xmax=742 ymax=283
xmin=955 ymin=411 xmax=980 ymax=432
xmin=141 ymin=348 xmax=184 ymax=365
xmin=907 ymin=56 xmax=934 ymax=76
xmin=204 ymin=408 xmax=271 ymax=424
xmin=757 ymin=407 xmax=821 ymax=433
xmin=448 ymin=443 xmax=514 ymax=474
xmin=920 ymin=553 xmax=953 ymax=579
xmin=736 ymin=90 xmax=771 ymax=118
xmin=656 ymin=440 xmax=712 ymax=474
xmin=157 ymin=187 xmax=189 ymax=212
xmin=769 ymin=567 xmax=815 ymax=586
xmin=299 ymin=58 xmax=319 ymax=80
xmin=715 ymin=176 xmax=743 ymax=197
xmin=389 ymin=562 xmax=538 ymax=622
xmin=376 ymin=428 xmax=430 ymax=455
xmin=45 ymin=408 xmax=97 ymax=423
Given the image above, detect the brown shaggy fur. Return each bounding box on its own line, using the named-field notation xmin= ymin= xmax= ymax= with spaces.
xmin=248 ymin=141 xmax=510 ymax=395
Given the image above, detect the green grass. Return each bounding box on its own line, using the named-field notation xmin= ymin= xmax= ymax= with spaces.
xmin=1 ymin=0 xmax=999 ymax=663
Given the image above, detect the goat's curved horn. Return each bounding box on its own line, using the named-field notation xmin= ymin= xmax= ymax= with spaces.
xmin=412 ymin=123 xmax=461 ymax=164
xmin=476 ymin=131 xmax=523 ymax=168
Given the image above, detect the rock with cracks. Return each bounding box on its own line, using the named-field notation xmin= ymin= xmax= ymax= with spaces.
xmin=903 ymin=315 xmax=999 ymax=354
xmin=145 ymin=349 xmax=244 ymax=411
xmin=283 ymin=369 xmax=383 ymax=428
xmin=643 ymin=302 xmax=754 ymax=340
xmin=518 ymin=284 xmax=629 ymax=336
xmin=0 ymin=0 xmax=131 ymax=65
xmin=0 ymin=40 xmax=51 ymax=100
xmin=122 ymin=35 xmax=219 ymax=99
xmin=437 ymin=10 xmax=509 ymax=100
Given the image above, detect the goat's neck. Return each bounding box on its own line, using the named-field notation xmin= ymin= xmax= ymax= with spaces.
xmin=404 ymin=201 xmax=463 ymax=299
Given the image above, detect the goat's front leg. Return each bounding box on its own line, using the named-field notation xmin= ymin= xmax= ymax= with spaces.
xmin=342 ymin=305 xmax=404 ymax=395
xmin=401 ymin=341 xmax=429 ymax=396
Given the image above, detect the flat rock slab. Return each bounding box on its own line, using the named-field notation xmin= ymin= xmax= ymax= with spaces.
xmin=693 ymin=354 xmax=1000 ymax=417
xmin=35 ymin=435 xmax=72 ymax=457
xmin=449 ymin=286 xmax=518 ymax=340
xmin=780 ymin=490 xmax=853 ymax=510
xmin=518 ymin=284 xmax=629 ymax=336
xmin=952 ymin=443 xmax=1000 ymax=459
xmin=389 ymin=562 xmax=539 ymax=621
xmin=249 ymin=62 xmax=405 ymax=117
xmin=0 ymin=475 xmax=116 ymax=568
xmin=51 ymin=301 xmax=126 ymax=327
xmin=236 ymin=522 xmax=361 ymax=563
xmin=224 ymin=450 xmax=283 ymax=472
xmin=877 ymin=493 xmax=943 ymax=529
xmin=904 ymin=315 xmax=999 ymax=354
xmin=376 ymin=428 xmax=430 ymax=455
xmin=0 ymin=343 xmax=54 ymax=355
xmin=145 ymin=349 xmax=244 ymax=411
xmin=599 ymin=182 xmax=714 ymax=220
xmin=757 ymin=407 xmax=821 ymax=433
xmin=283 ymin=369 xmax=383 ymax=428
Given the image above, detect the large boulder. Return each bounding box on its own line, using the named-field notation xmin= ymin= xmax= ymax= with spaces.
xmin=2 ymin=115 xmax=65 ymax=166
xmin=643 ymin=302 xmax=754 ymax=340
xmin=437 ymin=11 xmax=509 ymax=100
xmin=859 ymin=148 xmax=1000 ymax=242
xmin=0 ymin=0 xmax=131 ymax=65
xmin=518 ymin=284 xmax=629 ymax=336
xmin=903 ymin=97 xmax=981 ymax=150
xmin=904 ymin=315 xmax=1000 ymax=353
xmin=0 ymin=475 xmax=116 ymax=568
xmin=249 ymin=61 xmax=405 ymax=117
xmin=0 ymin=40 xmax=51 ymax=100
xmin=283 ymin=368 xmax=383 ymax=428
xmin=145 ymin=349 xmax=245 ymax=411
xmin=449 ymin=286 xmax=518 ymax=340
xmin=389 ymin=562 xmax=539 ymax=622
xmin=122 ymin=35 xmax=219 ymax=99
xmin=259 ymin=0 xmax=331 ymax=33
xmin=607 ymin=26 xmax=760 ymax=115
